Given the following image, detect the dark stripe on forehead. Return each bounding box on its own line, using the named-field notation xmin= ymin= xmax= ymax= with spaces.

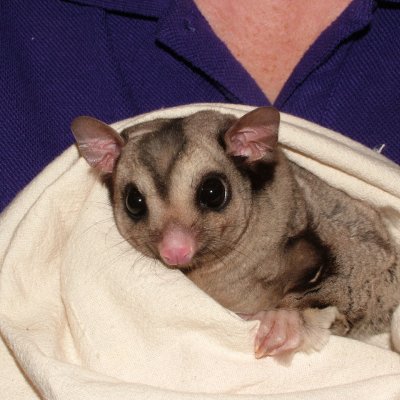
xmin=138 ymin=118 xmax=186 ymax=198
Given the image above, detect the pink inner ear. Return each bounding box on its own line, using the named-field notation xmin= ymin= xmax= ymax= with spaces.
xmin=224 ymin=107 xmax=280 ymax=163
xmin=78 ymin=138 xmax=121 ymax=173
xmin=72 ymin=116 xmax=125 ymax=174
xmin=229 ymin=127 xmax=275 ymax=161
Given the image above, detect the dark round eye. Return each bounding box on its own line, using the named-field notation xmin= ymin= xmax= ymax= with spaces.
xmin=125 ymin=184 xmax=147 ymax=220
xmin=197 ymin=175 xmax=229 ymax=211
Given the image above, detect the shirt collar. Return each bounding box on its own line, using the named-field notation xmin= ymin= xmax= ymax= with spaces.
xmin=62 ymin=0 xmax=171 ymax=18
xmin=63 ymin=0 xmax=400 ymax=17
xmin=62 ymin=0 xmax=400 ymax=106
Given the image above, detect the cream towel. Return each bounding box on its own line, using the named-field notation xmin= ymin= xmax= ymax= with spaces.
xmin=1 ymin=104 xmax=400 ymax=400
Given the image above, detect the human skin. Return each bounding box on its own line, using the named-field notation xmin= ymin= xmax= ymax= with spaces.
xmin=194 ymin=0 xmax=352 ymax=103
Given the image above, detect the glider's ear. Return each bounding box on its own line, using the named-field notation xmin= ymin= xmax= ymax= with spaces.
xmin=224 ymin=107 xmax=280 ymax=163
xmin=71 ymin=116 xmax=126 ymax=174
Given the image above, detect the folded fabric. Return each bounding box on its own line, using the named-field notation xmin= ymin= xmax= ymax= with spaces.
xmin=1 ymin=103 xmax=399 ymax=400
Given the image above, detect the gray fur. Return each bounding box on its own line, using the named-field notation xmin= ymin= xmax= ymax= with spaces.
xmin=74 ymin=109 xmax=400 ymax=345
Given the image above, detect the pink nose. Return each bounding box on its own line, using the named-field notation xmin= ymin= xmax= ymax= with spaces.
xmin=158 ymin=227 xmax=196 ymax=266
xmin=160 ymin=247 xmax=193 ymax=266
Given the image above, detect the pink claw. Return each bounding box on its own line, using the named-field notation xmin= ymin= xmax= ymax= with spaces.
xmin=249 ymin=310 xmax=304 ymax=358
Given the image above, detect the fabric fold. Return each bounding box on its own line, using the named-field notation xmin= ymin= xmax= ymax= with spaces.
xmin=1 ymin=103 xmax=399 ymax=400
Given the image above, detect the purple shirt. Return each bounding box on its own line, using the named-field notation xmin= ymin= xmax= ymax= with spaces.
xmin=1 ymin=0 xmax=399 ymax=211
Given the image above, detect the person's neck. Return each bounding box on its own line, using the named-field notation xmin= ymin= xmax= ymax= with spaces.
xmin=194 ymin=0 xmax=352 ymax=103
